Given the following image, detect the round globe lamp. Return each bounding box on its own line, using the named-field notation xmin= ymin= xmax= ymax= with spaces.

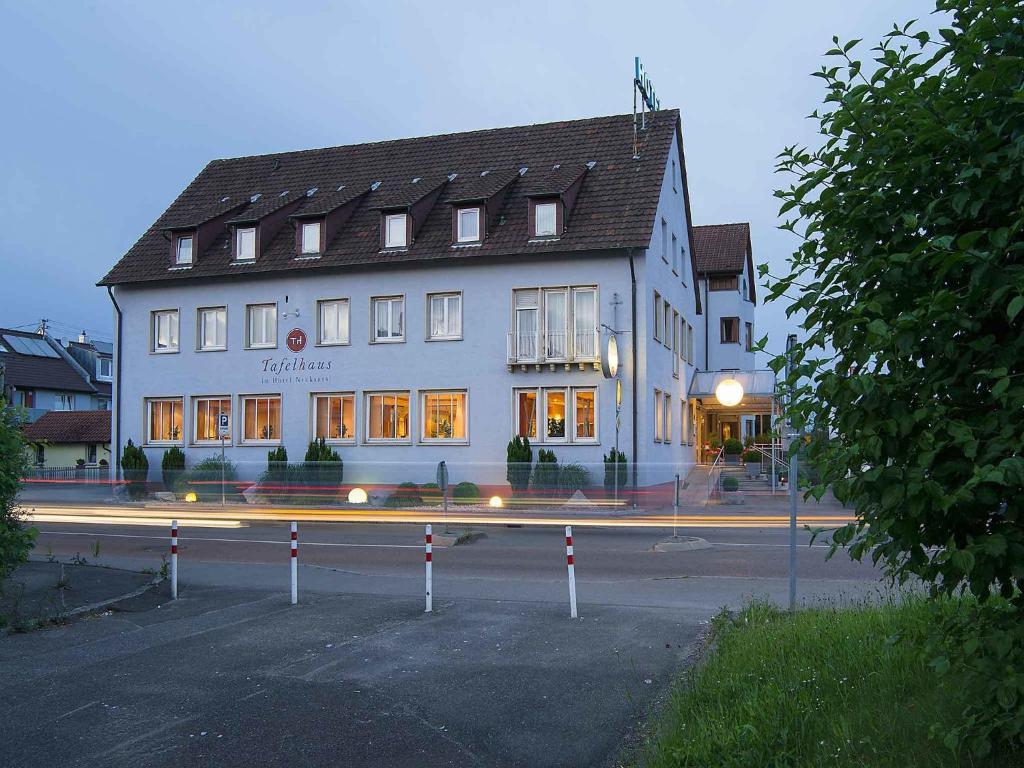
xmin=715 ymin=378 xmax=744 ymax=407
xmin=347 ymin=487 xmax=368 ymax=504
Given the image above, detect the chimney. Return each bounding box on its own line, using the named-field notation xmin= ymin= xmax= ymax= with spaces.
xmin=79 ymin=330 xmax=89 ymax=344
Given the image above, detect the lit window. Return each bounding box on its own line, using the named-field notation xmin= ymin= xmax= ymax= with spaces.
xmin=665 ymin=394 xmax=673 ymax=443
xmin=721 ymin=317 xmax=740 ymax=344
xmin=654 ymin=390 xmax=664 ymax=442
xmin=318 ymin=299 xmax=350 ymax=345
xmin=152 ymin=310 xmax=179 ymax=353
xmin=241 ymin=395 xmax=282 ymax=443
xmin=574 ymin=388 xmax=597 ymax=441
xmin=313 ymin=393 xmax=355 ymax=442
xmin=428 ymin=293 xmax=461 ymax=340
xmin=457 ymin=208 xmax=481 ymax=243
xmin=247 ymin=304 xmax=277 ymax=349
xmin=534 ymin=202 xmax=557 ymax=237
xmin=301 ymin=221 xmax=321 ymax=255
xmin=366 ymin=392 xmax=410 ymax=441
xmin=198 ymin=307 xmax=227 ymax=351
xmin=384 ymin=213 xmax=408 ymax=248
xmin=422 ymin=391 xmax=468 ymax=441
xmin=176 ymin=235 xmax=193 ymax=265
xmin=97 ymin=357 xmax=113 ymax=380
xmin=514 ymin=388 xmax=538 ymax=439
xmin=147 ymin=398 xmax=183 ymax=444
xmin=193 ymin=397 xmax=231 ymax=443
xmin=372 ymin=296 xmax=404 ymax=342
xmin=236 ymin=227 xmax=257 ymax=260
xmin=544 ymin=388 xmax=567 ymax=440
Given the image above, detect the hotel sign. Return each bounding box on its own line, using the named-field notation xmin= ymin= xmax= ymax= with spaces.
xmin=260 ymin=326 xmax=332 ymax=386
xmin=634 ymin=57 xmax=660 ymax=112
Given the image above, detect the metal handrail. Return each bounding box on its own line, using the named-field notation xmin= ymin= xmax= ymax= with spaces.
xmin=707 ymin=448 xmax=725 ymax=499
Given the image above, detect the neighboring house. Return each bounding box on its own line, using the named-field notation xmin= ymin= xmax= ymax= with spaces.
xmin=0 ymin=327 xmax=103 ymax=421
xmin=65 ymin=333 xmax=113 ymax=410
xmin=22 ymin=409 xmax=111 ymax=469
xmin=99 ymin=109 xmax=777 ymax=488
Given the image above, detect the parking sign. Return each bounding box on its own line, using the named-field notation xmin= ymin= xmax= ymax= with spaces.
xmin=217 ymin=412 xmax=230 ymax=439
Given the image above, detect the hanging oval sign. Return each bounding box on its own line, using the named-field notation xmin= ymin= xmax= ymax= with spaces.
xmin=601 ymin=334 xmax=619 ymax=379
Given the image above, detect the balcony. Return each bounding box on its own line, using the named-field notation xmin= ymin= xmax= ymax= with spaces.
xmin=507 ymin=327 xmax=600 ymax=369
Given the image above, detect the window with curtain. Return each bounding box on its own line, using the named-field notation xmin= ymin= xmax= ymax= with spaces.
xmin=242 ymin=395 xmax=281 ymax=442
xmin=654 ymin=390 xmax=664 ymax=442
xmin=572 ymin=287 xmax=597 ymax=359
xmin=301 ymin=221 xmax=321 ymax=254
xmin=573 ymin=388 xmax=597 ymax=440
xmin=152 ymin=310 xmax=179 ymax=353
xmin=193 ymin=397 xmax=230 ymax=442
xmin=514 ymin=389 xmax=538 ymax=438
xmin=514 ymin=289 xmax=539 ymax=360
xmin=544 ymin=289 xmax=567 ymax=359
xmin=198 ymin=307 xmax=227 ymax=351
xmin=384 ymin=213 xmax=408 ymax=248
xmin=428 ymin=293 xmax=462 ymax=339
xmin=545 ymin=389 xmax=567 ymax=440
xmin=366 ymin=392 xmax=410 ymax=440
xmin=247 ymin=304 xmax=276 ymax=348
xmin=176 ymin=235 xmax=193 ymax=265
xmin=318 ymin=299 xmax=350 ymax=345
xmin=457 ymin=208 xmax=481 ymax=242
xmin=236 ymin=227 xmax=256 ymax=260
xmin=314 ymin=393 xmax=355 ymax=441
xmin=147 ymin=398 xmax=183 ymax=443
xmin=422 ymin=391 xmax=467 ymax=441
xmin=372 ymin=296 xmax=404 ymax=342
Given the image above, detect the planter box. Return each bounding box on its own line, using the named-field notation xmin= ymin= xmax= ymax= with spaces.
xmin=721 ymin=490 xmax=745 ymax=506
xmin=744 ymin=462 xmax=760 ymax=479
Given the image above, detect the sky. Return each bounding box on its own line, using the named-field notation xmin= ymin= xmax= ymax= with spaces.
xmin=0 ymin=0 xmax=941 ymax=358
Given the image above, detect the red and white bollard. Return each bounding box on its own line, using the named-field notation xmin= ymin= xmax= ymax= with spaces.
xmin=290 ymin=521 xmax=298 ymax=605
xmin=425 ymin=524 xmax=433 ymax=613
xmin=565 ymin=525 xmax=577 ymax=618
xmin=170 ymin=519 xmax=178 ymax=600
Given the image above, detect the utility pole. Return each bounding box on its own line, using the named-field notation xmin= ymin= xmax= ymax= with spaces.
xmin=786 ymin=334 xmax=798 ymax=612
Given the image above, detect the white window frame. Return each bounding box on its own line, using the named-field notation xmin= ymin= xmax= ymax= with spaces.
xmin=534 ymin=201 xmax=557 ymax=237
xmin=317 ymin=298 xmax=350 ymax=346
xmin=246 ymin=303 xmax=277 ymax=349
xmin=240 ymin=394 xmax=282 ymax=445
xmin=572 ymin=387 xmax=598 ymax=443
xmin=665 ymin=394 xmax=673 ymax=444
xmin=571 ymin=287 xmax=598 ymax=360
xmin=236 ymin=226 xmax=257 ymax=261
xmin=175 ymin=234 xmax=193 ymax=265
xmin=427 ymin=292 xmax=462 ymax=341
xmin=663 ymin=302 xmax=672 ymax=349
xmin=653 ymin=292 xmax=662 ymax=342
xmin=512 ymin=387 xmax=540 ymax=440
xmin=197 ymin=306 xmax=228 ymax=352
xmin=456 ymin=208 xmax=481 ymax=243
xmin=384 ymin=213 xmax=408 ymax=249
xmin=97 ymin=357 xmax=113 ymax=381
xmin=146 ymin=397 xmax=184 ymax=445
xmin=312 ymin=392 xmax=356 ymax=443
xmin=151 ymin=309 xmax=179 ymax=354
xmin=364 ymin=391 xmax=412 ymax=443
xmin=192 ymin=396 xmax=232 ymax=445
xmin=301 ymin=221 xmax=322 ymax=255
xmin=672 ymin=311 xmax=680 ymax=378
xmin=654 ymin=389 xmax=664 ymax=443
xmin=371 ymin=295 xmax=405 ymax=343
xmin=420 ymin=389 xmax=469 ymax=443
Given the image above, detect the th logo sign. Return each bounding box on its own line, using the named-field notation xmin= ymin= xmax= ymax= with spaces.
xmin=286 ymin=328 xmax=307 ymax=353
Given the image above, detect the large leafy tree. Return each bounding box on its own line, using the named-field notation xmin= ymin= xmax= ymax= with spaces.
xmin=0 ymin=400 xmax=35 ymax=589
xmin=769 ymin=0 xmax=1024 ymax=752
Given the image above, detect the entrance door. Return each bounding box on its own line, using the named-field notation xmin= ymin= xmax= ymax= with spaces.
xmin=719 ymin=420 xmax=739 ymax=443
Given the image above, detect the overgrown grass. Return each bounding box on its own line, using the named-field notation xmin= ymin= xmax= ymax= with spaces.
xmin=638 ymin=598 xmax=1014 ymax=768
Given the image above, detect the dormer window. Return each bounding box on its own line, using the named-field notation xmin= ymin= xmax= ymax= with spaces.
xmin=533 ymin=200 xmax=558 ymax=237
xmin=301 ymin=221 xmax=321 ymax=255
xmin=384 ymin=213 xmax=408 ymax=249
xmin=175 ymin=234 xmax=193 ymax=265
xmin=236 ymin=227 xmax=256 ymax=261
xmin=456 ymin=207 xmax=481 ymax=243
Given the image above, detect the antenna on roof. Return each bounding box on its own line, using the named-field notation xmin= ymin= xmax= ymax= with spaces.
xmin=633 ymin=56 xmax=661 ymax=159
xmin=37 ymin=319 xmax=48 ymax=336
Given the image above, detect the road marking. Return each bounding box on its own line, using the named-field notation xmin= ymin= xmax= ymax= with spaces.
xmin=706 ymin=541 xmax=832 ymax=549
xmin=36 ymin=529 xmax=442 ymax=549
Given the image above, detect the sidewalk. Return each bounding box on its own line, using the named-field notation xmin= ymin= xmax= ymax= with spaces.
xmin=0 ymin=560 xmax=158 ymax=631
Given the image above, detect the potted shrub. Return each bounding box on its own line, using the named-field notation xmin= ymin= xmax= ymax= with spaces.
xmin=75 ymin=458 xmax=86 ymax=477
xmin=723 ymin=438 xmax=744 ymax=462
xmin=741 ymin=448 xmax=761 ymax=479
xmin=720 ymin=474 xmax=744 ymax=505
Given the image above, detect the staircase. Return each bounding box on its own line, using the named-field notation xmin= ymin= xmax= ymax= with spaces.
xmin=717 ymin=461 xmax=775 ymax=495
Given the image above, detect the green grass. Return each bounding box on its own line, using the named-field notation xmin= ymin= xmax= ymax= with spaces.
xmin=637 ymin=598 xmax=1011 ymax=768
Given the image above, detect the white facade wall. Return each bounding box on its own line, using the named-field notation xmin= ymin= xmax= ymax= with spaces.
xmin=702 ymin=258 xmax=756 ymax=372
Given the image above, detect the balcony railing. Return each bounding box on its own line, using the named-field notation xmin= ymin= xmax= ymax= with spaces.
xmin=507 ymin=327 xmax=600 ymax=364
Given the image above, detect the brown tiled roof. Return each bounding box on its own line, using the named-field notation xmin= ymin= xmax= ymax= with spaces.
xmin=23 ymin=410 xmax=111 ymax=444
xmin=99 ymin=110 xmax=681 ymax=286
xmin=0 ymin=329 xmax=95 ymax=394
xmin=692 ymin=223 xmax=751 ymax=273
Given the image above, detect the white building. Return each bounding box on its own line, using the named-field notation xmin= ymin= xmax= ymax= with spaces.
xmin=100 ymin=110 xmax=773 ymax=496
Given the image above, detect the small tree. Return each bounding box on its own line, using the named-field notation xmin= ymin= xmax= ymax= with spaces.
xmin=532 ymin=449 xmax=559 ymax=498
xmin=161 ymin=446 xmax=185 ymax=491
xmin=0 ymin=400 xmax=35 ymax=589
xmin=301 ymin=438 xmax=343 ymax=502
xmin=506 ymin=436 xmax=532 ymax=496
xmin=121 ymin=439 xmax=149 ymax=500
xmin=265 ymin=446 xmax=290 ymax=502
xmin=603 ymin=448 xmax=627 ymax=492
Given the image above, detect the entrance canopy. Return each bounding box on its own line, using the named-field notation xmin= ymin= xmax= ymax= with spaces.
xmin=688 ymin=369 xmax=777 ymax=411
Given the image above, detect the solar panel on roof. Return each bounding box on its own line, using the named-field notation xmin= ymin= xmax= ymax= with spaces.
xmin=2 ymin=335 xmax=59 ymax=358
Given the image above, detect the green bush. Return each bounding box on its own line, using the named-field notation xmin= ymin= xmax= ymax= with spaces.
xmin=723 ymin=438 xmax=744 ymax=455
xmin=301 ymin=438 xmax=344 ymax=499
xmin=741 ymin=449 xmax=761 ymax=463
xmin=531 ymin=449 xmax=560 ymax=497
xmin=603 ymin=448 xmax=627 ymax=492
xmin=385 ymin=481 xmax=423 ymax=508
xmin=753 ymin=433 xmax=773 ymax=445
xmin=179 ymin=455 xmax=240 ymax=501
xmin=721 ymin=476 xmax=739 ymax=492
xmin=0 ymin=399 xmax=35 ymax=590
xmin=161 ymin=446 xmax=185 ymax=491
xmin=558 ymin=463 xmax=591 ymax=496
xmin=121 ymin=439 xmax=149 ymax=500
xmin=452 ymin=481 xmax=480 ymax=504
xmin=506 ymin=436 xmax=532 ymax=496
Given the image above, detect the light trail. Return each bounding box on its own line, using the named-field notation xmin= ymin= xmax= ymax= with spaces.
xmin=24 ymin=503 xmax=853 ymax=530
